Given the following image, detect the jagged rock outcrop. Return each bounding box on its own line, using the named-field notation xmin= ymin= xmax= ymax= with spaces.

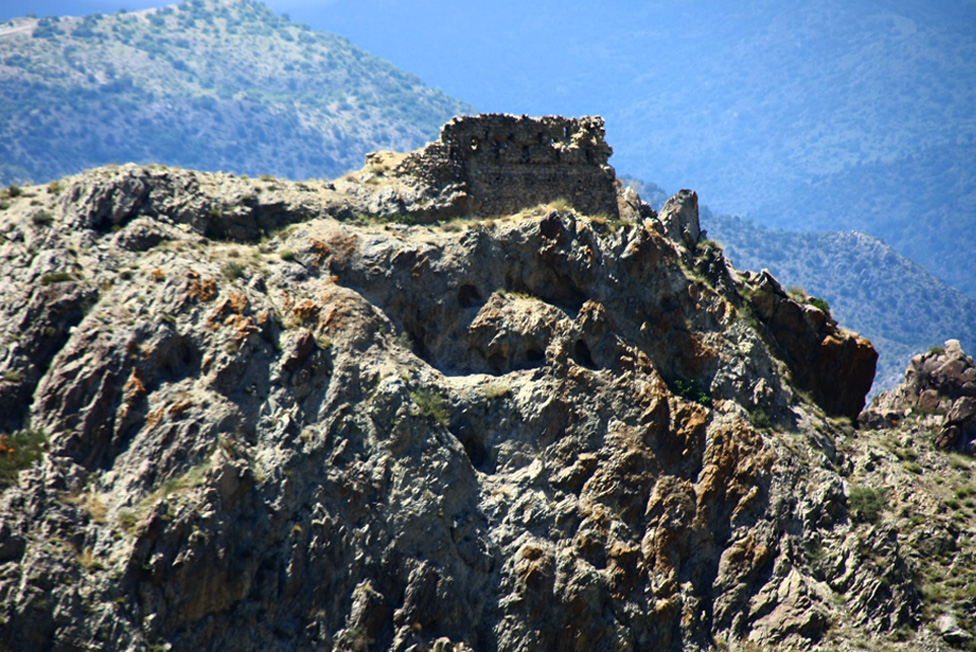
xmin=860 ymin=339 xmax=976 ymax=450
xmin=737 ymin=269 xmax=878 ymax=420
xmin=0 ymin=116 xmax=912 ymax=652
xmin=657 ymin=189 xmax=702 ymax=259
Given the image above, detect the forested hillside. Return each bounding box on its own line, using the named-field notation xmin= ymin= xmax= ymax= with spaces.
xmin=0 ymin=0 xmax=472 ymax=184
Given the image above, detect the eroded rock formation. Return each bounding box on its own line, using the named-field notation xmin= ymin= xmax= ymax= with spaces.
xmin=0 ymin=116 xmax=909 ymax=652
xmin=860 ymin=339 xmax=976 ymax=450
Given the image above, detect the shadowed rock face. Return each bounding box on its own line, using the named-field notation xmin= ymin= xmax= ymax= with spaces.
xmin=741 ymin=270 xmax=878 ymax=420
xmin=0 ymin=117 xmax=900 ymax=652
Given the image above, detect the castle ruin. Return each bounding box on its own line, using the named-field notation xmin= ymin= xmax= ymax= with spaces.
xmin=393 ymin=114 xmax=620 ymax=218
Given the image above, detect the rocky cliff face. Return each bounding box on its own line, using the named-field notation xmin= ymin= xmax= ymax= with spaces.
xmin=0 ymin=116 xmax=926 ymax=652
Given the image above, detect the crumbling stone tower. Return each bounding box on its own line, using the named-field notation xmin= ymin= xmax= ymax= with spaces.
xmin=394 ymin=114 xmax=620 ymax=218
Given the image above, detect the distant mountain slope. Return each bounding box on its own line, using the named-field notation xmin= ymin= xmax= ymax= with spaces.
xmin=0 ymin=0 xmax=473 ymax=184
xmin=604 ymin=1 xmax=976 ymax=299
xmin=703 ymin=212 xmax=976 ymax=393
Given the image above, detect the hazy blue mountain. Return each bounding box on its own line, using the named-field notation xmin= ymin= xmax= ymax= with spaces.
xmin=0 ymin=0 xmax=473 ymax=184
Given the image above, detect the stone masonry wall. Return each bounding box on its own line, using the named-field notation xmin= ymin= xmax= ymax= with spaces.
xmin=396 ymin=114 xmax=619 ymax=218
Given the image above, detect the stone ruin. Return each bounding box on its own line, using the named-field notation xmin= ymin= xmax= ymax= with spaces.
xmin=390 ymin=113 xmax=620 ymax=219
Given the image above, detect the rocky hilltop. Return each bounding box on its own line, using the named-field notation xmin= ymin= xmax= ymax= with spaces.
xmin=0 ymin=115 xmax=942 ymax=651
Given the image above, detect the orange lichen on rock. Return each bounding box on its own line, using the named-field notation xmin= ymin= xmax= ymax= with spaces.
xmin=291 ymin=299 xmax=320 ymax=326
xmin=186 ymin=274 xmax=218 ymax=303
xmin=122 ymin=367 xmax=147 ymax=405
xmin=208 ymin=293 xmax=250 ymax=329
xmin=168 ymin=399 xmax=193 ymax=416
xmin=695 ymin=423 xmax=775 ymax=527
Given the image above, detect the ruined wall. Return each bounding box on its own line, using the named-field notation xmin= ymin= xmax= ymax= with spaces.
xmin=396 ymin=114 xmax=619 ymax=218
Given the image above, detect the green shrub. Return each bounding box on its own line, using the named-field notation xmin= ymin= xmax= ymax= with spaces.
xmin=0 ymin=428 xmax=48 ymax=486
xmin=810 ymin=297 xmax=831 ymax=315
xmin=222 ymin=261 xmax=245 ymax=280
xmin=749 ymin=409 xmax=772 ymax=429
xmin=410 ymin=388 xmax=449 ymax=427
xmin=903 ymin=461 xmax=923 ymax=475
xmin=670 ymin=378 xmax=712 ymax=408
xmin=848 ymin=485 xmax=887 ymax=524
xmin=31 ymin=210 xmax=54 ymax=227
xmin=6 ymin=184 xmax=23 ymax=198
xmin=40 ymin=270 xmax=73 ymax=285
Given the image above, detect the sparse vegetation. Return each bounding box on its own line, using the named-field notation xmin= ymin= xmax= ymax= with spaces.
xmin=670 ymin=378 xmax=712 ymax=408
xmin=749 ymin=409 xmax=772 ymax=429
xmin=902 ymin=461 xmax=923 ymax=475
xmin=0 ymin=428 xmax=48 ymax=486
xmin=31 ymin=210 xmax=54 ymax=227
xmin=118 ymin=509 xmax=139 ymax=533
xmin=138 ymin=459 xmax=211 ymax=513
xmin=483 ymin=382 xmax=512 ymax=400
xmin=351 ymin=212 xmax=426 ymax=227
xmin=78 ymin=547 xmax=105 ymax=573
xmin=0 ymin=2 xmax=472 ymax=187
xmin=588 ymin=214 xmax=628 ymax=234
xmin=410 ymin=388 xmax=449 ymax=427
xmin=706 ymin=210 xmax=976 ymax=394
xmin=222 ymin=261 xmax=246 ymax=280
xmin=848 ymin=484 xmax=887 ymax=524
xmin=40 ymin=271 xmax=73 ymax=285
xmin=547 ymin=198 xmax=573 ymax=213
xmin=63 ymin=491 xmax=109 ymax=524
xmin=809 ymin=296 xmax=831 ymax=315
